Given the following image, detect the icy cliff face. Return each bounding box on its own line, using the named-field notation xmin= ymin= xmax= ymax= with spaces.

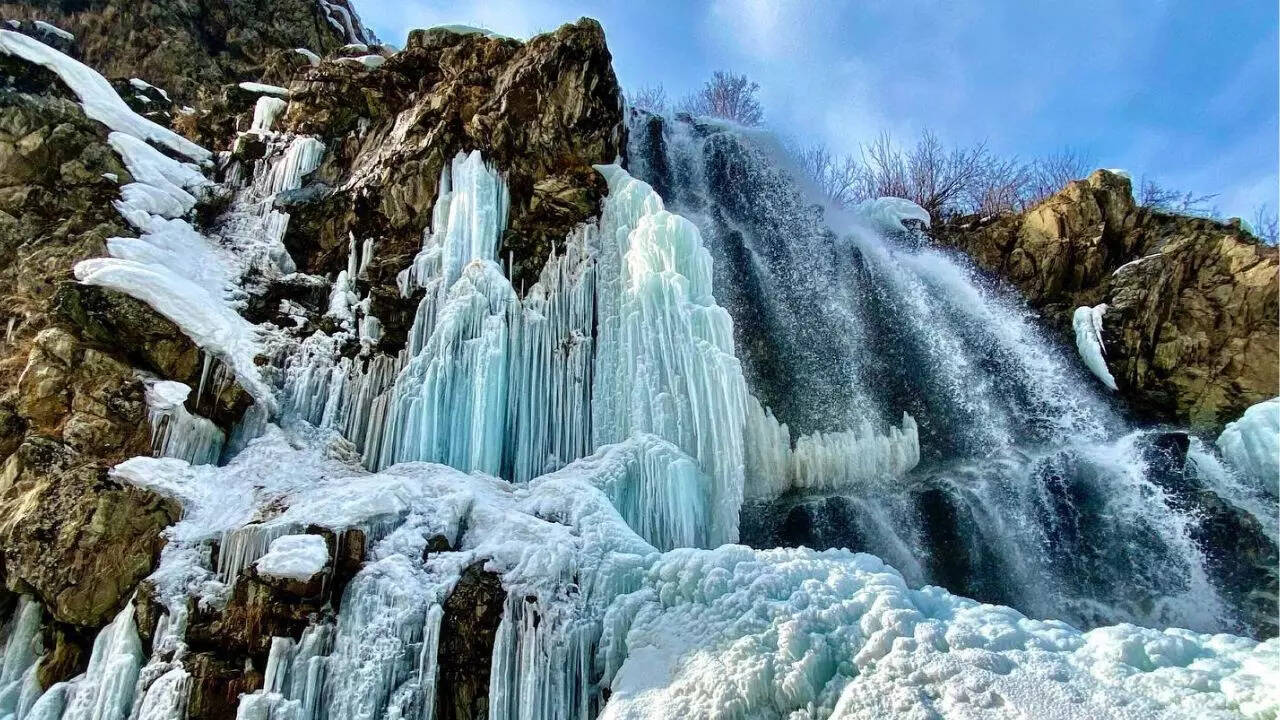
xmin=0 ymin=13 xmax=1276 ymax=720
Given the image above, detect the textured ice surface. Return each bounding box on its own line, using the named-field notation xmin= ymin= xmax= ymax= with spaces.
xmin=1073 ymin=304 xmax=1118 ymax=390
xmin=600 ymin=547 xmax=1279 ymax=720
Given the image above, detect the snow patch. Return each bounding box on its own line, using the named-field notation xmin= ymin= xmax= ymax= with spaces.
xmin=239 ymin=81 xmax=290 ymax=97
xmin=0 ymin=30 xmax=208 ymax=162
xmin=32 ymin=20 xmax=74 ymax=42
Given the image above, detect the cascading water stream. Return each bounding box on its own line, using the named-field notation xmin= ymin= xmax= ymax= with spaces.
xmin=628 ymin=111 xmax=1278 ymax=638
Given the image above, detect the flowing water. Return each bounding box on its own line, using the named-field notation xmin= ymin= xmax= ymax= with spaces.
xmin=628 ymin=111 xmax=1278 ymax=638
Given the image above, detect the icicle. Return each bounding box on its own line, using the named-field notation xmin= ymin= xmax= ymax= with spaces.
xmin=145 ymin=379 xmax=226 ymax=466
xmin=743 ymin=397 xmax=921 ymax=500
xmin=58 ymin=604 xmax=143 ymax=720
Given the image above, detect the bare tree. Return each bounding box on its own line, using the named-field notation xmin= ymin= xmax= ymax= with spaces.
xmin=1137 ymin=177 xmax=1218 ymax=216
xmin=969 ymin=155 xmax=1033 ymax=216
xmin=629 ymin=84 xmax=668 ymax=114
xmin=1026 ymin=148 xmax=1093 ymax=204
xmin=794 ymin=142 xmax=861 ymax=207
xmin=1251 ymin=204 xmax=1278 ymax=245
xmin=680 ymin=71 xmax=764 ymax=126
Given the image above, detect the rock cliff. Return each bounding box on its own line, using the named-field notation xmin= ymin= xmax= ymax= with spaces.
xmin=934 ymin=170 xmax=1278 ymax=431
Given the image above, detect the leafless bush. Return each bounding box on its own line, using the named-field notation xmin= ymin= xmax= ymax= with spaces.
xmin=629 ymin=84 xmax=668 ymax=114
xmin=1137 ymin=177 xmax=1218 ymax=216
xmin=1026 ymin=148 xmax=1093 ymax=204
xmin=1251 ymin=204 xmax=1278 ymax=245
xmin=680 ymin=71 xmax=764 ymax=126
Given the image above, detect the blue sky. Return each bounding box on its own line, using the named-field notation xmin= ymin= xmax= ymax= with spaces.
xmin=357 ymin=0 xmax=1278 ymax=219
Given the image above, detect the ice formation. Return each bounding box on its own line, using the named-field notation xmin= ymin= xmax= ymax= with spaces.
xmin=145 ymin=380 xmax=225 ymax=466
xmin=255 ymin=535 xmax=330 ymax=581
xmin=853 ymin=196 xmax=932 ymax=233
xmin=1216 ymin=398 xmax=1280 ymax=488
xmin=1073 ymin=303 xmax=1118 ymax=390
xmin=238 ymin=82 xmax=290 ymax=97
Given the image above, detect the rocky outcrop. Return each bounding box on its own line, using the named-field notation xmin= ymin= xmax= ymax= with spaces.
xmin=934 ymin=170 xmax=1278 ymax=430
xmin=0 ymin=0 xmax=370 ymax=105
xmin=0 ymin=436 xmax=179 ymax=629
xmin=0 ymin=22 xmax=243 ymax=670
xmin=270 ymin=19 xmax=624 ymax=349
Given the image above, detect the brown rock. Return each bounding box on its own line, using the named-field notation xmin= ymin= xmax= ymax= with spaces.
xmin=0 ymin=440 xmax=179 ymax=628
xmin=934 ymin=170 xmax=1279 ymax=430
xmin=436 ymin=563 xmax=507 ymax=720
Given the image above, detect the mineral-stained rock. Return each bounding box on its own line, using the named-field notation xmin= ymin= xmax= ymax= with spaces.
xmin=0 ymin=438 xmax=180 ymax=628
xmin=933 ymin=170 xmax=1279 ymax=430
xmin=436 ymin=563 xmax=507 ymax=720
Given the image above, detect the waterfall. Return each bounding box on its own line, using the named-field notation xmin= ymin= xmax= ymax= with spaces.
xmin=628 ymin=112 xmax=1275 ymax=637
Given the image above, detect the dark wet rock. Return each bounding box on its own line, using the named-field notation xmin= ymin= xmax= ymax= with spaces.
xmin=436 ymin=563 xmax=506 ymax=720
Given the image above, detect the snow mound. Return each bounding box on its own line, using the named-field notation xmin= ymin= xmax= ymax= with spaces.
xmin=256 ymin=535 xmax=330 ymax=581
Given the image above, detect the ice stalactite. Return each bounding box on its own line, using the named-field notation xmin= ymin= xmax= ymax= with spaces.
xmin=0 ymin=597 xmax=44 ymax=720
xmin=145 ymin=379 xmax=226 ymax=466
xmin=743 ymin=398 xmax=920 ymax=500
xmin=1073 ymin=304 xmax=1118 ymax=391
xmin=591 ymin=164 xmax=749 ymax=547
xmin=321 ymin=557 xmax=443 ymax=720
xmin=488 ymin=596 xmax=599 ymax=720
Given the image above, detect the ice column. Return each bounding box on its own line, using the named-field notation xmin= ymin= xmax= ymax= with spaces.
xmin=590 ymin=164 xmax=749 ymax=547
xmin=0 ymin=597 xmax=44 ymax=720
